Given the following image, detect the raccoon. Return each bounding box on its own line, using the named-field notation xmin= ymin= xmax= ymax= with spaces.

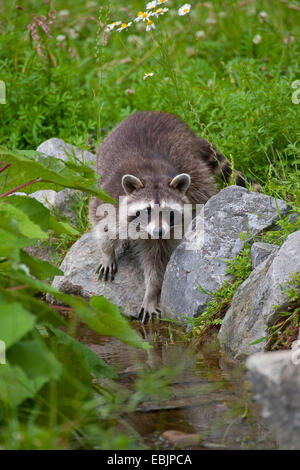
xmin=89 ymin=111 xmax=260 ymax=323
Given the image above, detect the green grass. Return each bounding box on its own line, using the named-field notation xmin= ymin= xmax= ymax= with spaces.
xmin=1 ymin=1 xmax=299 ymax=214
xmin=1 ymin=1 xmax=299 ymax=199
xmin=187 ymin=212 xmax=300 ymax=341
xmin=186 ymin=243 xmax=252 ymax=342
xmin=265 ymin=272 xmax=300 ymax=351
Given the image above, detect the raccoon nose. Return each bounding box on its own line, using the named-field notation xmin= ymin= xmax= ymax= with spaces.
xmin=152 ymin=227 xmax=164 ymax=237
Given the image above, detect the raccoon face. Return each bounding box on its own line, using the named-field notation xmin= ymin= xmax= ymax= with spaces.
xmin=121 ymin=173 xmax=191 ymax=239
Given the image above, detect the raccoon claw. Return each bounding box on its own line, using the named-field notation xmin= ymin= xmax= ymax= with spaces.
xmin=96 ymin=261 xmax=117 ymax=282
xmin=139 ymin=306 xmax=161 ymax=324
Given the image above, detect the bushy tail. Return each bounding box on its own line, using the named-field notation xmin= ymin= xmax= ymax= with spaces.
xmin=205 ymin=145 xmax=261 ymax=191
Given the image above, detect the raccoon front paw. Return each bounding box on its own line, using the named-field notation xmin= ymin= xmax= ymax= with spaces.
xmin=139 ymin=301 xmax=161 ymax=324
xmin=96 ymin=257 xmax=117 ymax=282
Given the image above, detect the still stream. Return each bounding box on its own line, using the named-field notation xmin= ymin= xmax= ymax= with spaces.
xmin=74 ymin=320 xmax=276 ymax=450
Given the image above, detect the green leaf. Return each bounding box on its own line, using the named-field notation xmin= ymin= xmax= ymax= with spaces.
xmin=11 ymin=271 xmax=150 ymax=351
xmin=8 ymin=195 xmax=79 ymax=237
xmin=0 ymin=202 xmax=47 ymax=240
xmin=0 ymin=297 xmax=36 ymax=348
xmin=0 ymin=228 xmax=30 ymax=261
xmin=20 ymin=250 xmax=62 ymax=280
xmin=48 ymin=217 xmax=78 ymax=236
xmin=8 ymin=339 xmax=62 ymax=394
xmin=62 ymin=294 xmax=150 ymax=351
xmin=0 ymin=363 xmax=36 ymax=406
xmin=249 ymin=336 xmax=268 ymax=345
xmin=0 ymin=288 xmax=65 ymax=327
xmin=51 ymin=341 xmax=95 ymax=406
xmin=88 ymin=296 xmax=151 ymax=350
xmin=49 ymin=326 xmax=117 ymax=379
xmin=0 ymin=147 xmax=115 ymax=203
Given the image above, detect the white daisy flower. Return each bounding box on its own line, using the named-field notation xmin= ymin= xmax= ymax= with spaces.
xmin=134 ymin=11 xmax=143 ymax=22
xmin=195 ymin=30 xmax=205 ymax=39
xmin=66 ymin=28 xmax=79 ymax=39
xmin=56 ymin=34 xmax=66 ymax=42
xmin=206 ymin=17 xmax=217 ymax=24
xmin=134 ymin=11 xmax=150 ymax=22
xmin=153 ymin=7 xmax=168 ymax=18
xmin=146 ymin=1 xmax=157 ymax=10
xmin=116 ymin=22 xmax=132 ymax=32
xmin=253 ymin=34 xmax=262 ymax=44
xmin=259 ymin=11 xmax=268 ymax=21
xmin=105 ymin=21 xmax=121 ymax=32
xmin=178 ymin=4 xmax=191 ymax=16
xmin=143 ymin=72 xmax=154 ymax=80
xmin=157 ymin=0 xmax=168 ymax=4
xmin=146 ymin=19 xmax=156 ymax=31
xmin=58 ymin=10 xmax=70 ymax=18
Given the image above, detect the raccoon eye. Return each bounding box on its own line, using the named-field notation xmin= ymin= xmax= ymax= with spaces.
xmin=147 ymin=207 xmax=152 ymax=222
xmin=169 ymin=211 xmax=175 ymax=227
xmin=128 ymin=210 xmax=140 ymax=222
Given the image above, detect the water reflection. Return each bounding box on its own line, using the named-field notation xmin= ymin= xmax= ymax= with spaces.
xmin=73 ymin=320 xmax=276 ymax=450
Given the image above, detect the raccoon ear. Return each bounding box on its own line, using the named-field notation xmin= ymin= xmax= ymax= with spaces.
xmin=169 ymin=173 xmax=191 ymax=193
xmin=122 ymin=174 xmax=144 ymax=194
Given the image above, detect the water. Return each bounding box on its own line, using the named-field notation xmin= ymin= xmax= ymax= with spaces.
xmin=74 ymin=320 xmax=276 ymax=450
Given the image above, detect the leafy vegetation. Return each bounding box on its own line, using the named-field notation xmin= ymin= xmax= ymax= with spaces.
xmin=265 ymin=273 xmax=300 ymax=351
xmin=0 ymin=0 xmax=300 ymax=449
xmin=187 ymin=211 xmax=300 ymax=341
xmin=187 ymin=244 xmax=252 ymax=342
xmin=0 ymin=147 xmax=152 ymax=449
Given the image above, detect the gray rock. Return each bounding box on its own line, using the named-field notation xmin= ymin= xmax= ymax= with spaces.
xmin=218 ymin=230 xmax=300 ymax=360
xmin=54 ymin=188 xmax=80 ymax=225
xmin=287 ymin=212 xmax=298 ymax=225
xmin=50 ymin=231 xmax=145 ymax=318
xmin=251 ymin=242 xmax=278 ymax=269
xmin=218 ymin=253 xmax=276 ymax=360
xmin=33 ymin=138 xmax=95 ymax=224
xmin=246 ymin=350 xmax=300 ymax=449
xmin=25 ymin=241 xmax=60 ymax=267
xmin=160 ymin=186 xmax=289 ymax=322
xmin=29 ymin=189 xmax=57 ymax=209
xmin=29 ymin=188 xmax=81 ymax=226
xmin=37 ymin=138 xmax=96 ymax=167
